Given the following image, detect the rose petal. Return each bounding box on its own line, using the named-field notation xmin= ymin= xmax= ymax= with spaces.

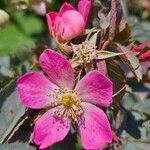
xmin=46 ymin=12 xmax=59 ymax=32
xmin=75 ymin=70 xmax=113 ymax=107
xmin=78 ymin=0 xmax=91 ymax=23
xmin=39 ymin=49 xmax=75 ymax=88
xmin=78 ymin=102 xmax=112 ymax=149
xmin=138 ymin=50 xmax=150 ymax=60
xmin=17 ymin=72 xmax=58 ymax=109
xmin=54 ymin=16 xmax=65 ymax=40
xmin=33 ymin=108 xmax=71 ymax=149
xmin=132 ymin=39 xmax=150 ymax=52
xmin=59 ymin=2 xmax=75 ymax=16
xmin=57 ymin=10 xmax=85 ymax=41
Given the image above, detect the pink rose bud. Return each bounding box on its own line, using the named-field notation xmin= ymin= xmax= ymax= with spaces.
xmin=46 ymin=0 xmax=91 ymax=41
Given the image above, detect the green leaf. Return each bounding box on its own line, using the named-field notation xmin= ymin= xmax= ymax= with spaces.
xmin=107 ymin=60 xmax=126 ymax=108
xmin=13 ymin=12 xmax=43 ymax=36
xmin=0 ymin=56 xmax=14 ymax=89
xmin=116 ymin=43 xmax=142 ymax=81
xmin=0 ymin=56 xmax=14 ymax=77
xmin=75 ymin=135 xmax=82 ymax=150
xmin=119 ymin=94 xmax=150 ymax=149
xmin=85 ymin=28 xmax=98 ymax=41
xmin=115 ymin=23 xmax=131 ymax=42
xmin=0 ymin=143 xmax=36 ymax=150
xmin=121 ymin=93 xmax=140 ymax=110
xmin=48 ymin=144 xmax=60 ymax=150
xmin=122 ymin=141 xmax=150 ymax=150
xmin=0 ymin=12 xmax=44 ymax=56
xmin=133 ymin=99 xmax=150 ymax=115
xmin=0 ymin=22 xmax=34 ymax=56
xmin=120 ymin=110 xmax=150 ymax=149
xmin=96 ymin=50 xmax=124 ymax=59
xmin=88 ymin=31 xmax=99 ymax=46
xmin=0 ymin=79 xmax=26 ymax=143
xmin=98 ymin=11 xmax=109 ymax=29
xmin=56 ymin=133 xmax=77 ymax=150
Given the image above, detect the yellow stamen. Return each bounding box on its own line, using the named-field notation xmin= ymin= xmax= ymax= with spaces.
xmin=48 ymin=88 xmax=83 ymax=121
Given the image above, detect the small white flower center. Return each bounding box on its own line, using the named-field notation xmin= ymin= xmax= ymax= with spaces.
xmin=48 ymin=88 xmax=83 ymax=121
xmin=73 ymin=41 xmax=97 ymax=65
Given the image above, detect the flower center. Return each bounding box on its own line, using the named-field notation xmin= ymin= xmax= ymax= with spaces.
xmin=61 ymin=94 xmax=77 ymax=108
xmin=48 ymin=88 xmax=83 ymax=121
xmin=72 ymin=41 xmax=97 ymax=65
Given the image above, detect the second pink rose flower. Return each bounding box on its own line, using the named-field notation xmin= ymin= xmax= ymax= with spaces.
xmin=46 ymin=0 xmax=91 ymax=41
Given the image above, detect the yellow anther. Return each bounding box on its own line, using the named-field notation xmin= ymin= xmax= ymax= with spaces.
xmin=49 ymin=88 xmax=83 ymax=121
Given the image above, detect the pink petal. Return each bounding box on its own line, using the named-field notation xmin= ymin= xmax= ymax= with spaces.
xmin=17 ymin=72 xmax=58 ymax=109
xmin=78 ymin=0 xmax=91 ymax=23
xmin=75 ymin=70 xmax=113 ymax=107
xmin=138 ymin=50 xmax=150 ymax=60
xmin=132 ymin=39 xmax=150 ymax=52
xmin=46 ymin=12 xmax=59 ymax=32
xmin=54 ymin=16 xmax=65 ymax=40
xmin=78 ymin=102 xmax=112 ymax=149
xmin=56 ymin=10 xmax=85 ymax=41
xmin=33 ymin=108 xmax=71 ymax=149
xmin=39 ymin=49 xmax=75 ymax=89
xmin=59 ymin=2 xmax=75 ymax=16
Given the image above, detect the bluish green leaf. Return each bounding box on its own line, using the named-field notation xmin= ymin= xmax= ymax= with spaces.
xmin=0 ymin=79 xmax=26 ymax=143
xmin=116 ymin=43 xmax=142 ymax=81
xmin=133 ymin=99 xmax=150 ymax=115
xmin=0 ymin=143 xmax=36 ymax=150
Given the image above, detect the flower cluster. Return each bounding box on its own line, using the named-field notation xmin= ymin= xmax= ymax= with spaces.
xmin=17 ymin=0 xmax=114 ymax=149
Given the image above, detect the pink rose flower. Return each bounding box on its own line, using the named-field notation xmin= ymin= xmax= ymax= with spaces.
xmin=17 ymin=49 xmax=113 ymax=149
xmin=46 ymin=0 xmax=91 ymax=41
